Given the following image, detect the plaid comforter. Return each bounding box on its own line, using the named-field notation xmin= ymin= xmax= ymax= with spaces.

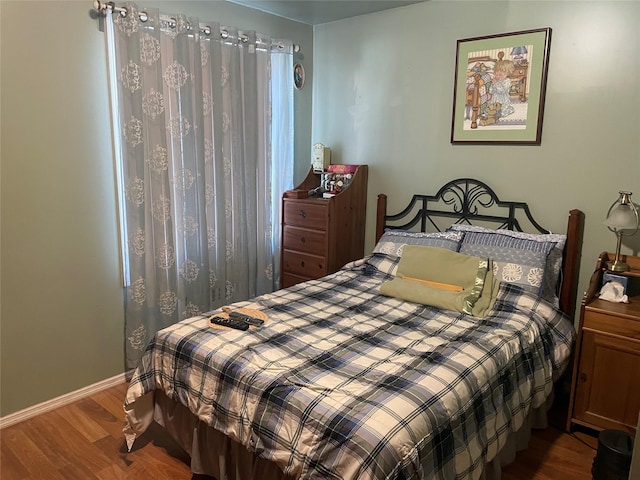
xmin=124 ymin=255 xmax=575 ymax=480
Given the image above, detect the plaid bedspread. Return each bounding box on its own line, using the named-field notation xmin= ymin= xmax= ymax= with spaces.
xmin=124 ymin=255 xmax=575 ymax=480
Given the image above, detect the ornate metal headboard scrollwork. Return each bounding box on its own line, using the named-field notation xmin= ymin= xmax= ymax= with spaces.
xmin=376 ymin=178 xmax=549 ymax=240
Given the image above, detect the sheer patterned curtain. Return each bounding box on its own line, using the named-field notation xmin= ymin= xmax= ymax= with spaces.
xmin=105 ymin=3 xmax=293 ymax=368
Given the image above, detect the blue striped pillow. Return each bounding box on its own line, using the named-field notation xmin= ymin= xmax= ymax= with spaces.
xmin=448 ymin=225 xmax=565 ymax=305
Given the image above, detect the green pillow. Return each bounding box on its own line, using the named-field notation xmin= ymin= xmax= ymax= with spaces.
xmin=380 ymin=245 xmax=500 ymax=317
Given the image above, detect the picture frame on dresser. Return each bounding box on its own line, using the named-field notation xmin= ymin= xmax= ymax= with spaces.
xmin=451 ymin=28 xmax=551 ymax=145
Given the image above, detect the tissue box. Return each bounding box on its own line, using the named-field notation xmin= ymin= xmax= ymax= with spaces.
xmin=602 ymin=272 xmax=628 ymax=294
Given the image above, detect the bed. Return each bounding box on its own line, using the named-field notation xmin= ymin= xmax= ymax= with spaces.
xmin=123 ymin=178 xmax=584 ymax=480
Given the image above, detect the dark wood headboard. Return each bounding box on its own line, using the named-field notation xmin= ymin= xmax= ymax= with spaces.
xmin=375 ymin=178 xmax=584 ymax=319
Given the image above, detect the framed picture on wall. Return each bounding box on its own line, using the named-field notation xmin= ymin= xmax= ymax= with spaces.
xmin=450 ymin=28 xmax=551 ymax=145
xmin=294 ymin=63 xmax=305 ymax=90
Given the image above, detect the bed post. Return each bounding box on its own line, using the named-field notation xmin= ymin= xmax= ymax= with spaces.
xmin=559 ymin=209 xmax=585 ymax=320
xmin=376 ymin=194 xmax=387 ymax=243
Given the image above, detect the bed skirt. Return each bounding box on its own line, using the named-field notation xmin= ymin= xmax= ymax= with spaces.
xmin=146 ymin=390 xmax=552 ymax=480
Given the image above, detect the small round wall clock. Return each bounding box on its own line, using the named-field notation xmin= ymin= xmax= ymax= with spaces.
xmin=294 ymin=63 xmax=305 ymax=90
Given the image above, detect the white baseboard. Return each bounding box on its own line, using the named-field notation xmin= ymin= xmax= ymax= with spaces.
xmin=0 ymin=371 xmax=130 ymax=429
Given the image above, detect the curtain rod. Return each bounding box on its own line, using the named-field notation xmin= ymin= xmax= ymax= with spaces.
xmin=92 ymin=0 xmax=301 ymax=52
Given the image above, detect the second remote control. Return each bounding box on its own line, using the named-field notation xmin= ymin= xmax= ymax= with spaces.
xmin=209 ymin=315 xmax=249 ymax=330
xmin=229 ymin=311 xmax=265 ymax=326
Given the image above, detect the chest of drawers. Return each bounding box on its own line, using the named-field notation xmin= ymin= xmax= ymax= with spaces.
xmin=280 ymin=165 xmax=368 ymax=289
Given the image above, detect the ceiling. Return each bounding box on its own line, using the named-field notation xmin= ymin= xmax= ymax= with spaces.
xmin=225 ymin=0 xmax=428 ymax=25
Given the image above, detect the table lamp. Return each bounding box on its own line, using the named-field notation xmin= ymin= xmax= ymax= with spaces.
xmin=510 ymin=46 xmax=528 ymax=64
xmin=604 ymin=191 xmax=639 ymax=272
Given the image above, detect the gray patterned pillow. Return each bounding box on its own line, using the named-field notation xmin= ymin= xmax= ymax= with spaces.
xmin=369 ymin=231 xmax=464 ymax=277
xmin=448 ymin=224 xmax=566 ymax=305
xmin=373 ymin=230 xmax=463 ymax=257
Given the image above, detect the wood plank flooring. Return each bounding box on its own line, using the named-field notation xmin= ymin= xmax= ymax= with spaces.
xmin=1 ymin=382 xmax=598 ymax=480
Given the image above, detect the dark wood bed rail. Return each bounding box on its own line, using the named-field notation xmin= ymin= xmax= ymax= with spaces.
xmin=375 ymin=180 xmax=584 ymax=319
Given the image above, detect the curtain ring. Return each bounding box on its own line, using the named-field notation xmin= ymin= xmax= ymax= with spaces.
xmin=139 ymin=11 xmax=148 ymax=22
xmin=202 ymin=25 xmax=212 ymax=36
xmin=118 ymin=4 xmax=128 ymax=17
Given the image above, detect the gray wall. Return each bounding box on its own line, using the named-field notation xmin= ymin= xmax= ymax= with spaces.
xmin=0 ymin=0 xmax=312 ymax=417
xmin=310 ymin=0 xmax=640 ymax=315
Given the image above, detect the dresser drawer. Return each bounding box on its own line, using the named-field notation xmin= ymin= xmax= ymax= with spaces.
xmin=283 ymin=201 xmax=328 ymax=230
xmin=282 ymin=250 xmax=327 ymax=279
xmin=282 ymin=226 xmax=327 ymax=255
xmin=584 ymin=309 xmax=640 ymax=342
xmin=281 ymin=272 xmax=312 ymax=289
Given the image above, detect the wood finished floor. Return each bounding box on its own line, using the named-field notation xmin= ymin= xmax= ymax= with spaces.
xmin=1 ymin=382 xmax=598 ymax=480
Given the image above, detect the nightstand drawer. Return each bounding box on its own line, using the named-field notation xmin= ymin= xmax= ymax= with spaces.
xmin=282 ymin=250 xmax=327 ymax=278
xmin=283 ymin=226 xmax=327 ymax=255
xmin=283 ymin=201 xmax=328 ymax=230
xmin=584 ymin=309 xmax=640 ymax=341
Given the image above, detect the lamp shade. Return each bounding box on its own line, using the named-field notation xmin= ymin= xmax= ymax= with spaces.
xmin=605 ymin=204 xmax=637 ymax=229
xmin=510 ymin=46 xmax=528 ymax=55
xmin=604 ymin=191 xmax=638 ymax=272
xmin=604 ymin=191 xmax=639 ymax=231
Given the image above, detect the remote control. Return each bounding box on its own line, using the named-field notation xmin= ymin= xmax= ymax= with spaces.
xmin=208 ymin=315 xmax=249 ymax=331
xmin=228 ymin=310 xmax=265 ymax=327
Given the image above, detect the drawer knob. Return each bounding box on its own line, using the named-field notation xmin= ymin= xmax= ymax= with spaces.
xmin=300 ymin=260 xmax=305 ymax=267
xmin=300 ymin=236 xmax=306 ymax=244
xmin=299 ymin=210 xmax=307 ymax=219
xmin=579 ymin=372 xmax=588 ymax=383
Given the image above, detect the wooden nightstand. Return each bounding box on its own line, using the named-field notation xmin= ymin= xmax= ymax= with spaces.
xmin=567 ymin=252 xmax=640 ymax=435
xmin=508 ymin=63 xmax=528 ymax=102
